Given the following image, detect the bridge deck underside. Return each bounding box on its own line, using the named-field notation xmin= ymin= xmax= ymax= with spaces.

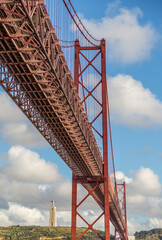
xmin=0 ymin=0 xmax=126 ymax=237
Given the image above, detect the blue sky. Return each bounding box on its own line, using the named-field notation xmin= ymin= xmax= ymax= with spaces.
xmin=0 ymin=0 xmax=162 ymax=236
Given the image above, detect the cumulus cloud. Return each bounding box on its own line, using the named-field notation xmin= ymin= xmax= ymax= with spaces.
xmin=0 ymin=145 xmax=161 ymax=234
xmin=3 ymin=146 xmax=61 ymax=183
xmin=0 ymin=146 xmax=161 ymax=235
xmin=83 ymin=73 xmax=162 ymax=128
xmin=127 ymin=218 xmax=147 ymax=236
xmin=128 ymin=194 xmax=146 ymax=205
xmin=0 ymin=203 xmax=46 ymax=226
xmin=108 ymin=74 xmax=162 ymax=127
xmin=81 ymin=6 xmax=157 ymax=64
xmin=116 ymin=171 xmax=132 ymax=184
xmin=0 ymin=205 xmax=104 ymax=230
xmin=0 ymin=91 xmax=45 ymax=147
xmin=0 ymin=145 xmax=107 ymax=230
xmin=149 ymin=218 xmax=162 ymax=229
xmin=128 ymin=217 xmax=162 ymax=235
xmin=0 ymin=92 xmax=23 ymax=123
xmin=0 ymin=146 xmax=72 ymax=211
xmin=129 ymin=167 xmax=161 ymax=197
xmin=1 ymin=123 xmax=45 ymax=147
xmin=116 ymin=168 xmax=162 ymax=234
xmin=0 ymin=211 xmax=12 ymax=226
xmin=119 ymin=167 xmax=161 ymax=205
xmin=7 ymin=203 xmax=45 ymax=225
xmin=0 ymin=174 xmax=72 ymax=211
xmin=57 ymin=211 xmax=71 ymax=227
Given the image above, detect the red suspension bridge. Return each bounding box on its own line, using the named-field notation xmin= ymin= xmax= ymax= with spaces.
xmin=0 ymin=0 xmax=128 ymax=239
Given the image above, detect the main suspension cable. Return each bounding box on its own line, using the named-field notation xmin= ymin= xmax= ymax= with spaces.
xmin=62 ymin=0 xmax=100 ymax=46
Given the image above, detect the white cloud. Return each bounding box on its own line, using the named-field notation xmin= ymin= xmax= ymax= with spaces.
xmin=82 ymin=73 xmax=162 ymax=128
xmin=0 ymin=206 xmax=105 ymax=230
xmin=57 ymin=181 xmax=72 ymax=198
xmin=108 ymin=74 xmax=162 ymax=127
xmin=3 ymin=146 xmax=61 ymax=183
xmin=127 ymin=218 xmax=147 ymax=235
xmin=0 ymin=92 xmax=24 ymax=123
xmin=8 ymin=203 xmax=45 ymax=225
xmin=116 ymin=168 xmax=162 ymax=234
xmin=127 ymin=194 xmax=146 ymax=205
xmin=0 ymin=211 xmax=12 ymax=226
xmin=116 ymin=168 xmax=160 ymax=199
xmin=0 ymin=203 xmax=46 ymax=226
xmin=81 ymin=7 xmax=157 ymax=64
xmin=149 ymin=218 xmax=162 ymax=229
xmin=125 ymin=167 xmax=161 ymax=209
xmin=0 ymin=173 xmax=72 ymax=211
xmin=105 ymin=0 xmax=121 ymax=17
xmin=0 ymin=146 xmax=72 ymax=211
xmin=127 ymin=217 xmax=162 ymax=235
xmin=0 ymin=144 xmax=161 ymax=234
xmin=129 ymin=167 xmax=161 ymax=197
xmin=116 ymin=171 xmax=132 ymax=184
xmin=57 ymin=211 xmax=71 ymax=226
xmin=0 ymin=91 xmax=46 ymax=147
xmin=0 ymin=145 xmax=107 ymax=231
xmin=1 ymin=123 xmax=45 ymax=147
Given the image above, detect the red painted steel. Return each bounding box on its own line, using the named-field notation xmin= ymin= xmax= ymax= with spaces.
xmin=72 ymin=39 xmax=108 ymax=239
xmin=124 ymin=182 xmax=128 ymax=239
xmin=101 ymin=39 xmax=110 ymax=240
xmin=0 ymin=0 xmax=103 ymax=177
xmin=72 ymin=176 xmax=105 ymax=240
xmin=0 ymin=0 xmax=128 ymax=239
xmin=115 ymin=183 xmax=128 ymax=240
xmin=72 ymin=173 xmax=77 ymax=240
xmin=71 ymin=38 xmax=126 ymax=239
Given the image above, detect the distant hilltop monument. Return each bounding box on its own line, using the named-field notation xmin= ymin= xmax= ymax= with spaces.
xmin=49 ymin=200 xmax=57 ymax=227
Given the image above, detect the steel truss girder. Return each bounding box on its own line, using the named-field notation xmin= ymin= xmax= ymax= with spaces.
xmin=0 ymin=0 xmax=103 ymax=177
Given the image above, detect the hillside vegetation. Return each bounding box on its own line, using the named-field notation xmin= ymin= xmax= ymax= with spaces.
xmin=3 ymin=226 xmax=162 ymax=240
xmin=135 ymin=228 xmax=162 ymax=240
xmin=0 ymin=226 xmax=108 ymax=240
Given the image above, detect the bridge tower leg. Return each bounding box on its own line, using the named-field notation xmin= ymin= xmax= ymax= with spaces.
xmin=71 ymin=39 xmax=110 ymax=240
xmin=71 ymin=173 xmax=77 ymax=239
xmin=101 ymin=39 xmax=110 ymax=240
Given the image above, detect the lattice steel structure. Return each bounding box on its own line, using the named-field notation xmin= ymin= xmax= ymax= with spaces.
xmin=0 ymin=1 xmax=128 ymax=239
xmin=115 ymin=183 xmax=128 ymax=240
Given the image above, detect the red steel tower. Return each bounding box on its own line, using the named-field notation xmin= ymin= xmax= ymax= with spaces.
xmin=71 ymin=39 xmax=110 ymax=240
